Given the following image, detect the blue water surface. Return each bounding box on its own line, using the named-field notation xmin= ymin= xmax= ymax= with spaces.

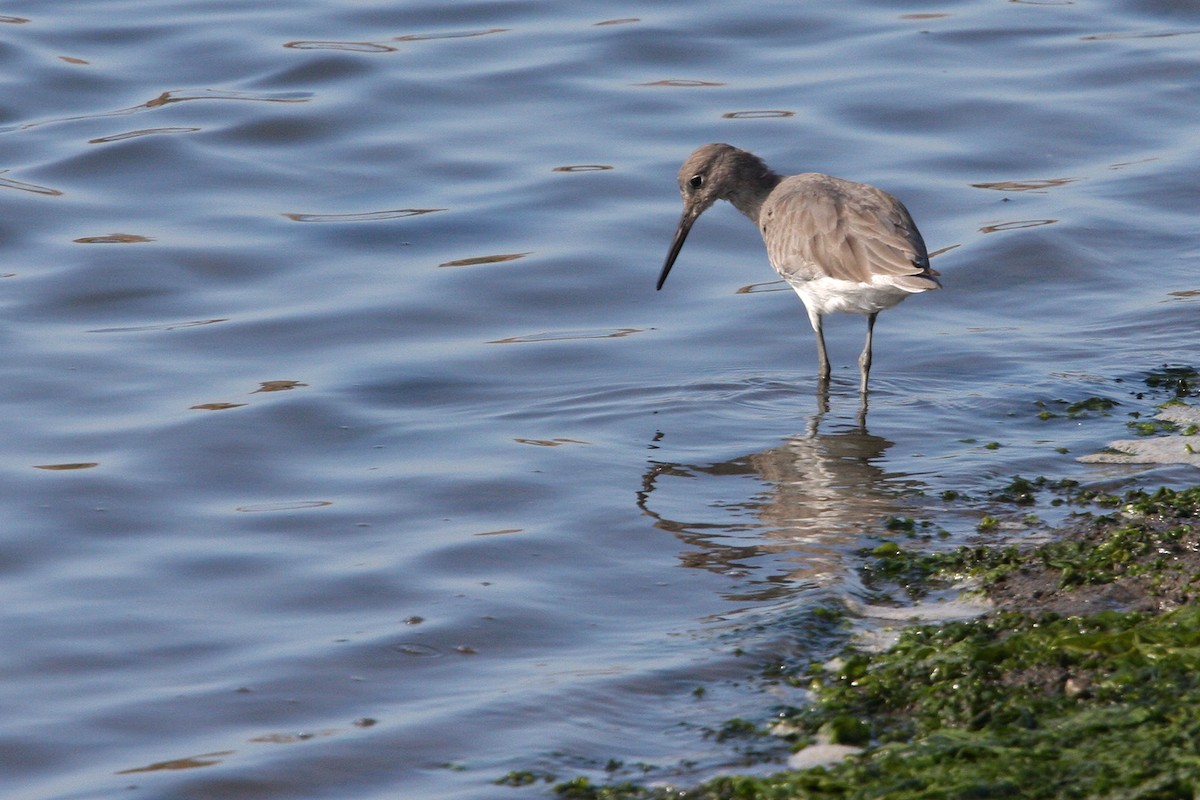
xmin=1 ymin=1 xmax=1199 ymax=798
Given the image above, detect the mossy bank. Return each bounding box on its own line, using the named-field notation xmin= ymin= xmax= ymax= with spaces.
xmin=533 ymin=483 xmax=1200 ymax=800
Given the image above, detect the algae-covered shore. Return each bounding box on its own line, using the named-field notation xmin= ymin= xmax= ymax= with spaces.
xmin=542 ymin=483 xmax=1200 ymax=800
xmin=518 ymin=371 xmax=1200 ymax=800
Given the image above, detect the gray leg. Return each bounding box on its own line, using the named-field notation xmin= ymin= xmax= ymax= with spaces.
xmin=858 ymin=312 xmax=877 ymax=393
xmin=809 ymin=311 xmax=831 ymax=383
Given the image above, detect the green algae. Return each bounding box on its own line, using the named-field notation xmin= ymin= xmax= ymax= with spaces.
xmin=1122 ymin=485 xmax=1200 ymax=519
xmin=1127 ymin=417 xmax=1180 ymax=437
xmin=1036 ymin=397 xmax=1121 ymax=421
xmin=1066 ymin=397 xmax=1120 ymax=416
xmin=1144 ymin=365 xmax=1199 ymax=398
xmin=498 ymin=770 xmax=556 ymax=787
xmin=993 ymin=475 xmax=1040 ymax=506
xmin=554 ymin=607 xmax=1200 ymax=800
xmin=862 ymin=484 xmax=1200 ymax=595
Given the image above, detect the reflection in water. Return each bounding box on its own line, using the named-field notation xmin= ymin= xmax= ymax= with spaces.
xmin=639 ymin=411 xmax=915 ymax=602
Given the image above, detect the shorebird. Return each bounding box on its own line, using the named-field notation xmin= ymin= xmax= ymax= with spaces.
xmin=656 ymin=143 xmax=940 ymax=392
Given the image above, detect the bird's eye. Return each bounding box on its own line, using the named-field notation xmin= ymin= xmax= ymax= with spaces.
xmin=688 ymin=174 xmax=703 ymax=189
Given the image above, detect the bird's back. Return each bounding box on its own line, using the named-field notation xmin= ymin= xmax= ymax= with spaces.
xmin=758 ymin=173 xmax=938 ymax=293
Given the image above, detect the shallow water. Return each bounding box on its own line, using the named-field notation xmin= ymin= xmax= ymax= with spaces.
xmin=2 ymin=1 xmax=1199 ymax=798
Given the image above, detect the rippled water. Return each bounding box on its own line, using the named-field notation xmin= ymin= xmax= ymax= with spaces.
xmin=2 ymin=1 xmax=1199 ymax=798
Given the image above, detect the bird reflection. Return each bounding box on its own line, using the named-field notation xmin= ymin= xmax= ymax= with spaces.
xmin=639 ymin=411 xmax=916 ymax=601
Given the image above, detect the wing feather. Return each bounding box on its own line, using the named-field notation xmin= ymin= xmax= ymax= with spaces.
xmin=760 ymin=174 xmax=938 ymax=291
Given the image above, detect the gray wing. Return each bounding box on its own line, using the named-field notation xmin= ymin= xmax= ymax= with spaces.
xmin=760 ymin=174 xmax=938 ymax=290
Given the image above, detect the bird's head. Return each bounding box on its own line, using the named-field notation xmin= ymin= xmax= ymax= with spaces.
xmin=657 ymin=144 xmax=772 ymax=290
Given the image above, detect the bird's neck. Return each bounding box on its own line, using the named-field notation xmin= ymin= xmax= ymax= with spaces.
xmin=726 ymin=171 xmax=782 ymax=225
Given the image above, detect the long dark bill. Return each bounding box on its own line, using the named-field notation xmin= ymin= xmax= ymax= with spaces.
xmin=655 ymin=210 xmax=695 ymax=291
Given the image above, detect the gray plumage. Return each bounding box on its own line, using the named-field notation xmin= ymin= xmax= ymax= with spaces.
xmin=656 ymin=143 xmax=940 ymax=392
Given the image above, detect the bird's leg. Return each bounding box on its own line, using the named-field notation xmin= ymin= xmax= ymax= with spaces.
xmin=858 ymin=312 xmax=878 ymax=394
xmin=808 ymin=311 xmax=831 ymax=386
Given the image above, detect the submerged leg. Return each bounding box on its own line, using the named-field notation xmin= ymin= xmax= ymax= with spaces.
xmin=858 ymin=312 xmax=878 ymax=393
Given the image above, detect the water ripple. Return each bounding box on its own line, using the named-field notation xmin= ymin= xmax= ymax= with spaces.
xmin=89 ymin=127 xmax=200 ymax=144
xmin=73 ymin=233 xmax=154 ymax=243
xmin=235 ymin=501 xmax=334 ymax=513
xmin=0 ymin=170 xmax=62 ymax=196
xmin=1082 ymin=29 xmax=1200 ymax=41
xmin=635 ymin=79 xmax=725 ymax=87
xmin=87 ymin=319 xmax=228 ymax=334
xmin=438 ymin=252 xmax=530 ymax=267
xmin=971 ymin=177 xmax=1079 ymax=192
xmin=284 ymin=27 xmax=511 ymax=51
xmin=284 ymin=209 xmax=445 ymax=222
xmin=488 ymin=327 xmax=645 ymax=344
xmin=283 ymin=40 xmax=398 ymax=53
xmin=722 ymin=110 xmax=795 ymax=119
xmin=391 ymin=28 xmax=510 ymax=42
xmin=979 ymin=219 xmax=1059 ymax=233
xmin=117 ymin=752 xmax=234 ymax=775
xmin=32 ymin=462 xmax=99 ymax=471
xmin=0 ymin=89 xmax=310 ymax=134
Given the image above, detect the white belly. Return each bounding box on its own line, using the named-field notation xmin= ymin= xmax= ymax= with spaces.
xmin=789 ymin=275 xmax=914 ymax=318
